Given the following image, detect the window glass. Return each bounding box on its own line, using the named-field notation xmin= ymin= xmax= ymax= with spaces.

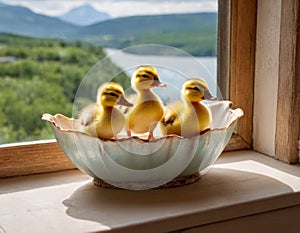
xmin=0 ymin=0 xmax=218 ymax=144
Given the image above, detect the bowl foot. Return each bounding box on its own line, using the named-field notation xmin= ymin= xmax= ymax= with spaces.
xmin=93 ymin=173 xmax=201 ymax=189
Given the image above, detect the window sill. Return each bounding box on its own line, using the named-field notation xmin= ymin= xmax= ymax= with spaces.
xmin=1 ymin=150 xmax=300 ymax=232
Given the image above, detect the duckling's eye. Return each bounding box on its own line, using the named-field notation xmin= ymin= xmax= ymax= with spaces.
xmin=141 ymin=74 xmax=148 ymax=78
xmin=188 ymin=87 xmax=200 ymax=91
xmin=109 ymin=92 xmax=118 ymax=97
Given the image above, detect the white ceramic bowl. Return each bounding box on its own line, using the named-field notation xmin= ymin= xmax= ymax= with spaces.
xmin=42 ymin=100 xmax=243 ymax=190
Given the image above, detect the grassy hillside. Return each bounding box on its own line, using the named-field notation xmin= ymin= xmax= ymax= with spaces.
xmin=0 ymin=34 xmax=129 ymax=144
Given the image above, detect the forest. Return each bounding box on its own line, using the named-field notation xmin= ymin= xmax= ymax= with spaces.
xmin=0 ymin=34 xmax=129 ymax=144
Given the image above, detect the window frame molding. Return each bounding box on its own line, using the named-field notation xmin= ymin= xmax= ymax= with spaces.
xmin=0 ymin=140 xmax=74 ymax=177
xmin=220 ymin=0 xmax=299 ymax=163
xmin=219 ymin=0 xmax=257 ymax=151
xmin=275 ymin=0 xmax=300 ymax=163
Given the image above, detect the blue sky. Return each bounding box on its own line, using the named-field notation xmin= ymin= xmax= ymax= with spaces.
xmin=1 ymin=0 xmax=217 ymax=17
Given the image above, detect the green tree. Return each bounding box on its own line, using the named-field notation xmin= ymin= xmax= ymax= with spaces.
xmin=0 ymin=34 xmax=129 ymax=144
xmin=0 ymin=77 xmax=71 ymax=143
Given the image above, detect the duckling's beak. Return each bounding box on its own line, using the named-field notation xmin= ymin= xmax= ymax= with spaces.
xmin=117 ymin=95 xmax=134 ymax=107
xmin=152 ymin=80 xmax=167 ymax=88
xmin=203 ymin=89 xmax=217 ymax=100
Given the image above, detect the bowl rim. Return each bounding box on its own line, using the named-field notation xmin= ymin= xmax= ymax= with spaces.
xmin=42 ymin=101 xmax=243 ymax=143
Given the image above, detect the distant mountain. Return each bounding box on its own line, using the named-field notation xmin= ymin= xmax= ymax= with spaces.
xmin=0 ymin=1 xmax=217 ymax=56
xmin=78 ymin=13 xmax=216 ymax=37
xmin=73 ymin=13 xmax=217 ymax=56
xmin=0 ymin=2 xmax=79 ymax=38
xmin=58 ymin=4 xmax=110 ymax=26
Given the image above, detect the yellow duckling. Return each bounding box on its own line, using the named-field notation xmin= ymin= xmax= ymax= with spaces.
xmin=126 ymin=66 xmax=166 ymax=140
xmin=162 ymin=78 xmax=215 ymax=137
xmin=78 ymin=82 xmax=133 ymax=139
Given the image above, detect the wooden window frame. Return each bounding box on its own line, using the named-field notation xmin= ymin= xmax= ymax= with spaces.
xmin=0 ymin=0 xmax=299 ymax=178
xmin=220 ymin=0 xmax=299 ymax=163
xmin=218 ymin=0 xmax=257 ymax=151
xmin=0 ymin=140 xmax=74 ymax=177
xmin=275 ymin=0 xmax=300 ymax=163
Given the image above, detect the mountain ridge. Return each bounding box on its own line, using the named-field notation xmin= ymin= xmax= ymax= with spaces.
xmin=74 ymin=12 xmax=217 ymax=56
xmin=0 ymin=2 xmax=78 ymax=38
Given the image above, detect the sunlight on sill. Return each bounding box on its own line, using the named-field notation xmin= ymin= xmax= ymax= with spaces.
xmin=215 ymin=160 xmax=300 ymax=192
xmin=0 ymin=139 xmax=56 ymax=148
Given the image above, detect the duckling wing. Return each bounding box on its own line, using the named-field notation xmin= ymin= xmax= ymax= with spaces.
xmin=79 ymin=104 xmax=99 ymax=127
xmin=162 ymin=108 xmax=177 ymax=126
xmin=162 ymin=100 xmax=184 ymax=126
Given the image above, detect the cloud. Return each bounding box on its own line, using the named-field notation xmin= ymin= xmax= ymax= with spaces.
xmin=1 ymin=0 xmax=217 ymax=17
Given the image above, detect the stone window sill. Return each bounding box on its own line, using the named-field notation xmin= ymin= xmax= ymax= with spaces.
xmin=1 ymin=150 xmax=300 ymax=232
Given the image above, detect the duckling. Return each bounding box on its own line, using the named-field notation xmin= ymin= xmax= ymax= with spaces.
xmin=78 ymin=82 xmax=133 ymax=139
xmin=162 ymin=78 xmax=215 ymax=137
xmin=126 ymin=66 xmax=166 ymax=140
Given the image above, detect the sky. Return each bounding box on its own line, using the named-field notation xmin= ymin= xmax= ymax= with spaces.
xmin=1 ymin=0 xmax=217 ymax=18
